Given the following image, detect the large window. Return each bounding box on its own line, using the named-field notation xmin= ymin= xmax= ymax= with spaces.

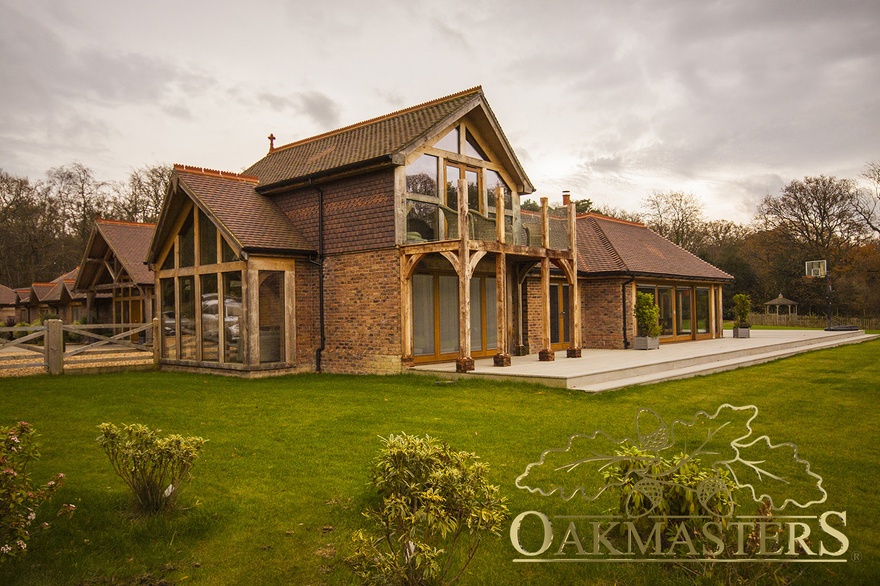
xmin=178 ymin=276 xmax=196 ymax=360
xmin=403 ymin=122 xmax=516 ymax=243
xmin=258 ymin=271 xmax=284 ymax=363
xmin=636 ymin=283 xmax=717 ymax=341
xmin=160 ymin=278 xmax=176 ymax=360
xmin=201 ymin=274 xmax=219 ymax=362
xmin=412 ymin=269 xmax=499 ymax=362
xmin=223 ymin=272 xmax=243 ymax=363
xmin=156 ymin=203 xmax=252 ymax=366
xmin=696 ymin=288 xmax=710 ymax=334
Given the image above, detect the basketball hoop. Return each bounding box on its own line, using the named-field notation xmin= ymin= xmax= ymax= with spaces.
xmin=805 ymin=260 xmax=826 ymax=279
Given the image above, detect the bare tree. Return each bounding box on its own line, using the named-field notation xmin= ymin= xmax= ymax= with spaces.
xmin=46 ymin=163 xmax=113 ymax=242
xmin=0 ymin=170 xmax=70 ymax=286
xmin=757 ymin=175 xmax=867 ymax=263
xmin=854 ymin=161 xmax=880 ymax=236
xmin=640 ymin=191 xmax=705 ymax=252
xmin=111 ymin=164 xmax=172 ymax=223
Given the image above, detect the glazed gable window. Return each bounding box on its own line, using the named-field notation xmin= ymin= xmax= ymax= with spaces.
xmin=403 ymin=121 xmax=517 ymax=243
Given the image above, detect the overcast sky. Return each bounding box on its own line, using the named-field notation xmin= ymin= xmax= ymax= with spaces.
xmin=1 ymin=0 xmax=878 ymax=223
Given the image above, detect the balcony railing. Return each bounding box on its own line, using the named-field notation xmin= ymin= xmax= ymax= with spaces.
xmin=404 ymin=199 xmax=571 ymax=249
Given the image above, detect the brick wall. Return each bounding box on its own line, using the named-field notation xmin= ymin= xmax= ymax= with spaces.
xmin=580 ymin=277 xmax=635 ymax=349
xmin=522 ymin=276 xmax=637 ymax=351
xmin=294 ymin=258 xmax=320 ymax=369
xmin=523 ymin=278 xmax=542 ymax=353
xmin=319 ymin=248 xmax=403 ymax=374
xmin=274 ymin=170 xmax=396 ymax=254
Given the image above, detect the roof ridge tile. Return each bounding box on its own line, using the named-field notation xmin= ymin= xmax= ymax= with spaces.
xmin=173 ymin=164 xmax=259 ymax=184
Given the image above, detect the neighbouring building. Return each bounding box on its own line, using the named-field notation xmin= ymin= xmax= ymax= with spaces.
xmin=12 ymin=269 xmax=87 ymax=324
xmin=0 ymin=284 xmax=17 ymax=326
xmin=75 ymin=218 xmax=156 ymax=327
xmin=147 ymin=87 xmax=732 ymax=376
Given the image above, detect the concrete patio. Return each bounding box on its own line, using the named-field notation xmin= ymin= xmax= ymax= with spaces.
xmin=410 ymin=329 xmax=878 ymax=392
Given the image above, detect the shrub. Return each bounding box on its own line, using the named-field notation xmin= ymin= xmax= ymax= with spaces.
xmin=732 ymin=293 xmax=752 ymax=328
xmin=634 ymin=292 xmax=662 ymax=338
xmin=349 ymin=433 xmax=509 ymax=586
xmin=97 ymin=423 xmax=206 ymax=514
xmin=1 ymin=421 xmax=70 ymax=564
xmin=11 ymin=322 xmax=32 ymax=341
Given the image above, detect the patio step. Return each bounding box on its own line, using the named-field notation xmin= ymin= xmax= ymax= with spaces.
xmin=572 ymin=330 xmax=877 ymax=393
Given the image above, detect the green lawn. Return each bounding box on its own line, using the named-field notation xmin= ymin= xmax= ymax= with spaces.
xmin=2 ymin=340 xmax=879 ymax=585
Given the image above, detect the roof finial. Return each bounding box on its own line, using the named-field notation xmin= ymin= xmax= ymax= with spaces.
xmin=268 ymin=133 xmax=276 ymax=152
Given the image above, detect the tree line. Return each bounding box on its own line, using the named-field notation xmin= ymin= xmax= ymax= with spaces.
xmin=524 ymin=161 xmax=880 ymax=318
xmin=0 ymin=163 xmax=170 ymax=288
xmin=3 ymin=161 xmax=880 ymax=318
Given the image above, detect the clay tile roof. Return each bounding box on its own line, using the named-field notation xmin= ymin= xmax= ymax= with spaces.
xmin=0 ymin=284 xmax=17 ymax=306
xmin=174 ymin=167 xmax=312 ymax=253
xmin=577 ymin=214 xmax=733 ymax=281
xmin=244 ymin=87 xmax=484 ymax=188
xmin=31 ymin=282 xmax=56 ymax=302
xmin=96 ymin=220 xmax=156 ymax=285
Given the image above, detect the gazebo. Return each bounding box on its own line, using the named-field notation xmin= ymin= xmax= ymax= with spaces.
xmin=764 ymin=293 xmax=797 ymax=324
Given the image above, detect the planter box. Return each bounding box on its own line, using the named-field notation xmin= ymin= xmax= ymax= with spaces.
xmin=733 ymin=326 xmax=751 ymax=339
xmin=633 ymin=336 xmax=660 ymax=350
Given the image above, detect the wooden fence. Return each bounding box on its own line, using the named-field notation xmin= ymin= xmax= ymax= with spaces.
xmin=0 ymin=319 xmax=158 ymax=376
xmin=748 ymin=313 xmax=880 ymax=330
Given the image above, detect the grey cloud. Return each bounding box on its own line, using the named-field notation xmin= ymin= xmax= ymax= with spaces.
xmin=297 ymin=91 xmax=341 ymax=128
xmin=253 ymin=90 xmax=342 ymax=129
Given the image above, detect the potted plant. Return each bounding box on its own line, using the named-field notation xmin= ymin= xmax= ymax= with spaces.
xmin=732 ymin=293 xmax=752 ymax=338
xmin=633 ymin=292 xmax=662 ymax=350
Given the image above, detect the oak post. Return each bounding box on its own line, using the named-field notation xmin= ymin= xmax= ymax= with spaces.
xmin=45 ymin=319 xmax=63 ymax=375
xmin=456 ymin=178 xmax=473 ymax=372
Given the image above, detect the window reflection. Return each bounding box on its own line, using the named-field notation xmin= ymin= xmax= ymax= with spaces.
xmin=200 ymin=274 xmax=219 ymax=362
xmin=466 ymin=169 xmax=479 ymax=212
xmin=223 ymin=272 xmax=242 ymax=363
xmin=161 ymin=279 xmax=176 ymax=359
xmin=178 ymin=276 xmax=196 ymax=360
xmin=446 ymin=165 xmax=460 ymax=209
xmin=406 ymin=154 xmax=439 ymax=197
xmin=406 ymin=202 xmax=438 ymax=242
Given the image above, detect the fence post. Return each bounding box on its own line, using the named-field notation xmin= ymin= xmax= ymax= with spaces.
xmin=152 ymin=318 xmax=160 ymax=367
xmin=46 ymin=319 xmax=63 ymax=375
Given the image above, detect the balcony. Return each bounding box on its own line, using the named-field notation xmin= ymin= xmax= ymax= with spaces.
xmin=404 ymin=199 xmax=571 ymax=251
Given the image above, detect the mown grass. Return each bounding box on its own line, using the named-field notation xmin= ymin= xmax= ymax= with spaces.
xmin=2 ymin=339 xmax=879 ymax=585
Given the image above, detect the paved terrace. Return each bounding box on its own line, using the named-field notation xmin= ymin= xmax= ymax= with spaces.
xmin=410 ymin=329 xmax=878 ymax=392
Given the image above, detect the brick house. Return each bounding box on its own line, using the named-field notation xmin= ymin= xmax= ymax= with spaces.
xmin=524 ymin=212 xmax=733 ymax=352
xmin=147 ymin=87 xmax=731 ymax=376
xmin=11 ymin=269 xmax=87 ymax=324
xmin=0 ymin=284 xmax=16 ymax=326
xmin=75 ymin=218 xmax=156 ymax=326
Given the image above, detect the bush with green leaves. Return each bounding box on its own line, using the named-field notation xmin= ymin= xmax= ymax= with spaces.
xmin=602 ymin=444 xmax=738 ymax=528
xmin=732 ymin=293 xmax=752 ymax=328
xmin=97 ymin=423 xmax=205 ymax=514
xmin=349 ymin=433 xmax=509 ymax=586
xmin=634 ymin=292 xmax=662 ymax=338
xmin=1 ymin=421 xmax=70 ymax=563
